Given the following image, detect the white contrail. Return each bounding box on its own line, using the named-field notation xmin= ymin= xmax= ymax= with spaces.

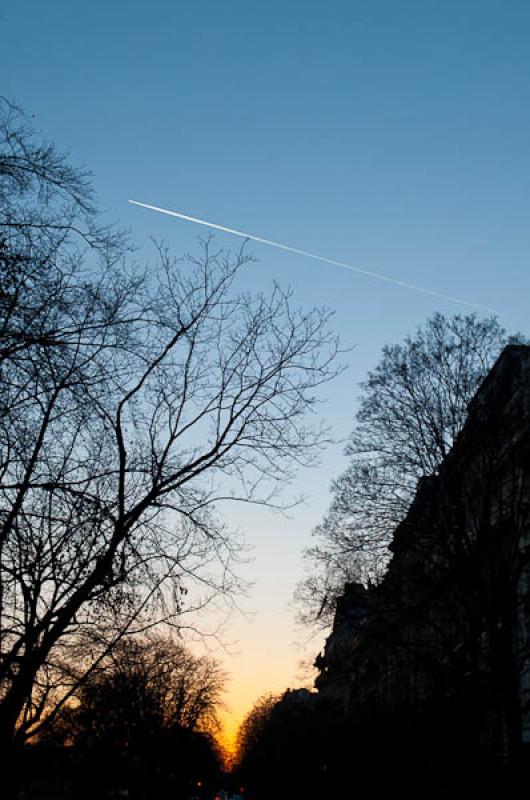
xmin=128 ymin=199 xmax=496 ymax=313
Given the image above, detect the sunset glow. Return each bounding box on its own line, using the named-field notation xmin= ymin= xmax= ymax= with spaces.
xmin=4 ymin=1 xmax=530 ymax=797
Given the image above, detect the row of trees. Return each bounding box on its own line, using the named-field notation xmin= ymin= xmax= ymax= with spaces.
xmin=0 ymin=97 xmax=341 ymax=795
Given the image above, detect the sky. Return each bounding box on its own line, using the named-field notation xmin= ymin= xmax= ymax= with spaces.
xmin=3 ymin=0 xmax=530 ymax=747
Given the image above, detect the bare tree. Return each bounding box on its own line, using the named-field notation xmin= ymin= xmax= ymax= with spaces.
xmin=0 ymin=99 xmax=341 ymax=767
xmin=40 ymin=635 xmax=226 ymax=797
xmin=233 ymin=693 xmax=279 ymax=770
xmin=299 ymin=313 xmax=524 ymax=626
xmin=233 ymin=689 xmax=326 ymax=798
xmin=51 ymin=635 xmax=226 ymax=746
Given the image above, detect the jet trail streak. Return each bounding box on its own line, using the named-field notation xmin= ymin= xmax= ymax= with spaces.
xmin=128 ymin=199 xmax=495 ymax=313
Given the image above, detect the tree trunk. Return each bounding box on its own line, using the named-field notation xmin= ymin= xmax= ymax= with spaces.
xmin=0 ymin=730 xmax=22 ymax=800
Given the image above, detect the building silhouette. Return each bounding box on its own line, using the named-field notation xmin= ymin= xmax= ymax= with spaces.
xmin=315 ymin=345 xmax=530 ymax=774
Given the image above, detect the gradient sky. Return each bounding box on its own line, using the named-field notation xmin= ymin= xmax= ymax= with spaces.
xmin=3 ymin=0 xmax=530 ymax=746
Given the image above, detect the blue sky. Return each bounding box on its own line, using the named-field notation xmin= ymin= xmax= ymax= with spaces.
xmin=4 ymin=0 xmax=530 ymax=739
xmin=5 ymin=0 xmax=530 ymax=335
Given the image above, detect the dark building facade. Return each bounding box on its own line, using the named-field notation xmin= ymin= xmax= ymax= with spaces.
xmin=315 ymin=345 xmax=530 ymax=771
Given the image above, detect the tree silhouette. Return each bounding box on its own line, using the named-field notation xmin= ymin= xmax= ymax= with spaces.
xmin=40 ymin=635 xmax=225 ymax=798
xmin=299 ymin=313 xmax=524 ymax=626
xmin=0 ymin=99 xmax=341 ymax=790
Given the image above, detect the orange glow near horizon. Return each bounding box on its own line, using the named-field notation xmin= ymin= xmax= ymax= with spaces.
xmin=216 ymin=651 xmax=319 ymax=766
xmin=207 ymin=578 xmax=326 ymax=769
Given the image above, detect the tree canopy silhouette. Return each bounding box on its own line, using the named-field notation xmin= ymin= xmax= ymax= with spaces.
xmin=49 ymin=635 xmax=226 ymax=746
xmin=0 ymin=99 xmax=341 ymax=764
